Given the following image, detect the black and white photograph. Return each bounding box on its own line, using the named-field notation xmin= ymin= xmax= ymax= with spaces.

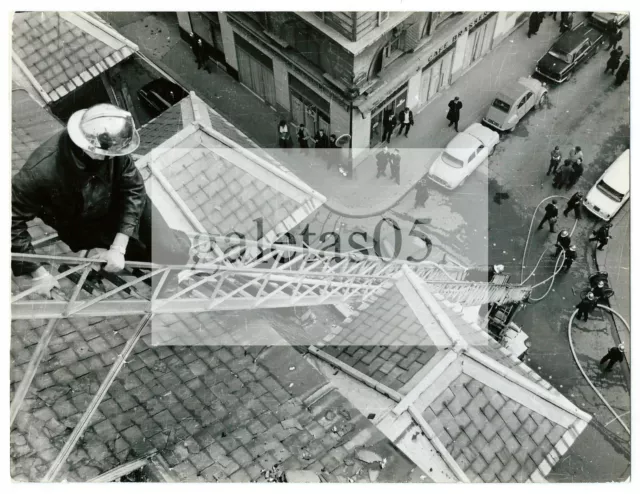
xmin=4 ymin=1 xmax=633 ymax=485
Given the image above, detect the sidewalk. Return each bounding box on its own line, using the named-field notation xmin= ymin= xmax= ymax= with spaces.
xmin=103 ymin=13 xmax=570 ymax=217
xmin=594 ymin=203 xmax=630 ymax=366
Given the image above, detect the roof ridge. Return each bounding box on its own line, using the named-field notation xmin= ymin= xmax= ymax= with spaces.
xmin=463 ymin=345 xmax=591 ymax=423
xmin=70 ymin=12 xmax=139 ymax=52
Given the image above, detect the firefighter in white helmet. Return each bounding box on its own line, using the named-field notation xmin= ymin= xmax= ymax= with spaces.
xmin=12 ymin=103 xmax=191 ymax=297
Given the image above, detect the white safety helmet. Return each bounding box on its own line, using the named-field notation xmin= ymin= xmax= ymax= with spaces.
xmin=618 ymin=343 xmax=625 ymax=351
xmin=494 ymin=264 xmax=504 ymax=274
xmin=68 ymin=104 xmax=140 ymax=157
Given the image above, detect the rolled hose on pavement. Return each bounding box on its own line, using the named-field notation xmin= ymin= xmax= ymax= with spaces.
xmin=519 ymin=195 xmax=578 ymax=302
xmin=567 ymin=306 xmax=631 ymax=436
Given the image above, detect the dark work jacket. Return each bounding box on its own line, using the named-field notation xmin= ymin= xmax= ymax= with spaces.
xmin=564 ymin=249 xmax=577 ymax=262
xmin=12 ymin=131 xmax=146 ymax=275
xmin=398 ymin=110 xmax=414 ymax=126
xmin=544 ymin=203 xmax=559 ymax=218
xmin=604 ymin=347 xmax=624 ymax=362
xmin=567 ymin=192 xmax=583 ymax=208
xmin=447 ymin=100 xmax=463 ymax=121
xmin=383 ymin=115 xmax=397 ymax=131
xmin=576 ymin=298 xmax=597 ymax=312
xmin=556 ymin=234 xmax=571 ymax=249
xmin=314 ymin=133 xmax=329 ymax=149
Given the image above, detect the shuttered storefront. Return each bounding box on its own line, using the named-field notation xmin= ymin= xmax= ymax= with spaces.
xmin=288 ymin=74 xmax=331 ymax=135
xmin=418 ymin=46 xmax=455 ymax=107
xmin=234 ymin=33 xmax=276 ymax=107
xmin=462 ymin=14 xmax=498 ymax=70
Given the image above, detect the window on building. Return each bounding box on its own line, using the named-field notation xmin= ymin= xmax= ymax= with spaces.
xmin=378 ymin=12 xmax=389 ymax=25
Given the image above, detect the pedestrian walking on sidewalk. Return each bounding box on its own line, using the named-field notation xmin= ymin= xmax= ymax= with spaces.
xmin=560 ymin=12 xmax=574 ymax=33
xmin=447 ymin=97 xmax=463 ymax=132
xmin=566 ymin=158 xmax=584 ymax=189
xmin=381 ymin=111 xmax=397 ymax=144
xmin=537 ymin=200 xmax=559 ymax=232
xmin=564 ymin=191 xmax=583 ymax=219
xmin=575 ymin=292 xmax=597 ymax=322
xmin=397 ymin=107 xmax=414 ymax=138
xmin=615 ymin=55 xmax=630 ymax=85
xmin=590 ymin=223 xmax=613 ymax=250
xmin=562 ymin=245 xmax=577 ymax=271
xmin=528 ymin=12 xmax=542 ymax=37
xmin=550 ymin=12 xmax=558 ymax=21
xmin=195 ymin=39 xmax=212 ymax=73
xmin=414 ymin=179 xmax=429 ymax=208
xmin=390 ymin=149 xmax=401 ymax=185
xmin=554 ymin=229 xmax=571 ymax=258
xmin=606 ymin=27 xmax=623 ymax=51
xmin=600 ymin=344 xmax=625 ymax=371
xmin=376 ymin=146 xmax=390 ymax=178
xmin=605 ymin=47 xmax=623 ymax=74
xmin=278 ymin=120 xmax=292 ymax=149
xmin=547 ymin=146 xmax=563 ymax=175
xmin=297 ymin=124 xmax=312 ymax=154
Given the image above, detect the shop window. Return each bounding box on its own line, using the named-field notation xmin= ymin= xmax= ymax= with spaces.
xmin=378 ymin=12 xmax=389 ymax=25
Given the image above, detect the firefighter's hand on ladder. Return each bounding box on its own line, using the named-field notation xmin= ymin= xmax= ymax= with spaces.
xmin=90 ymin=247 xmax=125 ymax=273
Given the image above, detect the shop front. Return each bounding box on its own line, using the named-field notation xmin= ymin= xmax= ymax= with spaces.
xmin=461 ymin=13 xmax=498 ymax=71
xmin=288 ymin=74 xmax=330 ymax=136
xmin=369 ymin=82 xmax=408 ymax=147
xmin=234 ymin=33 xmax=277 ymax=107
xmin=418 ymin=45 xmax=455 ymax=107
xmin=185 ymin=12 xmax=226 ymax=63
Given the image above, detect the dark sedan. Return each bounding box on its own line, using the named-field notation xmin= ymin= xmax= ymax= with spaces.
xmin=137 ymin=78 xmax=189 ymax=118
xmin=535 ymin=23 xmax=604 ymax=83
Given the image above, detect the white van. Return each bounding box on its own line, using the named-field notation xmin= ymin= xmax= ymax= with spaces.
xmin=583 ymin=150 xmax=630 ymax=220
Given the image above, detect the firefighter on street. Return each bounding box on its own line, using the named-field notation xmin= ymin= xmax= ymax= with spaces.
xmin=575 ymin=292 xmax=598 ymax=322
xmin=561 ymin=245 xmax=577 ymax=271
xmin=554 ymin=229 xmax=571 ymax=258
xmin=590 ymin=223 xmax=613 ymax=250
xmin=563 ymin=191 xmax=583 ymax=219
xmin=600 ymin=344 xmax=625 ymax=372
xmin=537 ymin=199 xmax=559 ymax=232
xmin=11 ymin=103 xmax=192 ymax=298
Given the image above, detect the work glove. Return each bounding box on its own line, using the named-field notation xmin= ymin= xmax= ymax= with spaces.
xmin=91 ymin=247 xmax=126 ymax=273
xmin=31 ymin=268 xmax=61 ymax=298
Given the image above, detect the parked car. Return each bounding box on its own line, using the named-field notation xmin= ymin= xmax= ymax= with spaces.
xmin=482 ymin=76 xmax=548 ymax=132
xmin=535 ymin=22 xmax=604 ymax=83
xmin=587 ymin=12 xmax=629 ymax=30
xmin=427 ymin=123 xmax=499 ymax=190
xmin=138 ymin=78 xmax=189 ymax=118
xmin=583 ymin=149 xmax=629 ymax=220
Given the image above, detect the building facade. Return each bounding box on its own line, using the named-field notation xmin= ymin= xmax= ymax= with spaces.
xmin=177 ymin=11 xmax=528 ymax=167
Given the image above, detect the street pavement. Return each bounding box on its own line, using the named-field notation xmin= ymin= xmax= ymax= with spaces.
xmin=99 ymin=12 xmax=631 ymax=481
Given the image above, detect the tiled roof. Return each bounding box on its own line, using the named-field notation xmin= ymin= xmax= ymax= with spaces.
xmin=135 ymin=93 xmax=326 ymax=242
xmin=11 ymin=86 xmax=64 ymax=244
xmin=12 ymin=12 xmax=137 ymax=103
xmin=10 ymin=310 xmax=422 ymax=482
xmin=320 ymin=268 xmax=591 ymax=482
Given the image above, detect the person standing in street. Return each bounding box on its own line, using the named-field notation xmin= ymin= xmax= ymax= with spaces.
xmin=195 ymin=38 xmax=212 ymax=73
xmin=554 ymin=229 xmax=571 ymax=258
xmin=590 ymin=222 xmax=613 ymax=250
xmin=528 ymin=12 xmax=542 ymax=38
xmin=389 ymin=149 xmax=401 ymax=185
xmin=566 ymin=158 xmax=584 ymax=189
xmin=397 ymin=107 xmax=414 ymax=138
xmin=606 ymin=26 xmax=623 ymax=51
xmin=327 ymin=134 xmax=339 ymax=170
xmin=376 ymin=146 xmax=390 ymax=178
xmin=560 ymin=12 xmax=574 ymax=33
xmin=553 ymin=160 xmax=573 ymax=189
xmin=564 ymin=191 xmax=584 ymax=219
xmin=605 ymin=46 xmax=623 ymax=74
xmin=547 ymin=146 xmax=563 ymax=176
xmin=615 ymin=55 xmax=630 ymax=85
xmin=537 ymin=199 xmax=559 ymax=232
xmin=561 ymin=245 xmax=577 ymax=271
xmin=575 ymin=292 xmax=597 ymax=322
xmin=381 ymin=111 xmax=397 ymax=144
xmin=600 ymin=344 xmax=625 ymax=372
xmin=447 ymin=97 xmax=463 ymax=131
xmin=414 ymin=178 xmax=429 ymax=208
xmin=568 ymin=145 xmax=583 ymax=164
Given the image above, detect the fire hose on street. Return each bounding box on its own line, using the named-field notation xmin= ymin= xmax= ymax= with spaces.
xmin=521 ymin=197 xmax=630 ymax=436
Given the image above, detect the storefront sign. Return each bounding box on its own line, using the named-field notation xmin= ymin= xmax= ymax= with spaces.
xmin=427 ymin=12 xmax=492 ymax=63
